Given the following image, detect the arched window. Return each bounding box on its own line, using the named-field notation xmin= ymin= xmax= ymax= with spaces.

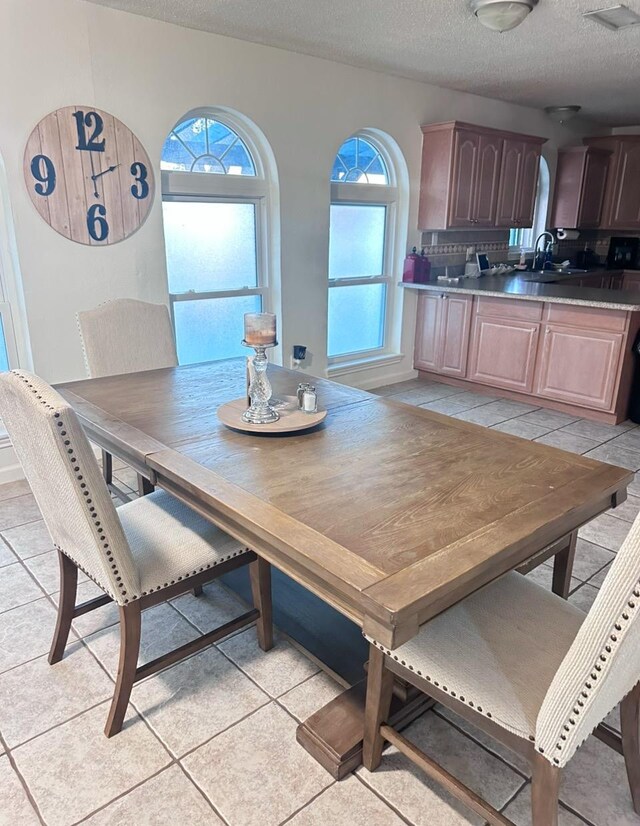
xmin=509 ymin=156 xmax=550 ymax=252
xmin=327 ymin=132 xmax=405 ymax=362
xmin=161 ymin=110 xmax=277 ymax=365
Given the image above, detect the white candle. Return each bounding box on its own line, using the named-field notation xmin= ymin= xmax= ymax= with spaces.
xmin=244 ymin=313 xmax=277 ymax=346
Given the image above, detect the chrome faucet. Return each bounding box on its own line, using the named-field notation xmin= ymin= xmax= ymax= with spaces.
xmin=532 ymin=231 xmax=555 ymax=270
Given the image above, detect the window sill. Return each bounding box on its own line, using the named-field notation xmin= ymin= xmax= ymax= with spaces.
xmin=327 ymin=352 xmax=404 ymax=378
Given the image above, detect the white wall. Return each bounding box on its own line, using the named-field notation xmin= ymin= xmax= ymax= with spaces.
xmin=0 ymin=0 xmax=608 ymax=396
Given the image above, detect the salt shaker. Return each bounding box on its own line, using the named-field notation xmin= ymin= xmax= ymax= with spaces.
xmin=302 ymin=387 xmax=317 ymax=414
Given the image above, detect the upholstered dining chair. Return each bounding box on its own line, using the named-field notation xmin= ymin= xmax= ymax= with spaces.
xmin=363 ymin=516 xmax=640 ymax=826
xmin=76 ymin=298 xmax=178 ymax=497
xmin=0 ymin=370 xmax=272 ymax=738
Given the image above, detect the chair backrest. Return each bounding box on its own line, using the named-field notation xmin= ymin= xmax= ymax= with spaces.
xmin=0 ymin=371 xmax=140 ymax=603
xmin=537 ymin=510 xmax=640 ymax=765
xmin=77 ymin=299 xmax=178 ymax=377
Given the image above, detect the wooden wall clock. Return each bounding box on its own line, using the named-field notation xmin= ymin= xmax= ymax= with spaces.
xmin=24 ymin=106 xmax=154 ymax=245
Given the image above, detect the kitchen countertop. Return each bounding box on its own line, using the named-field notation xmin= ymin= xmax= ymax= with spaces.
xmin=400 ymin=270 xmax=640 ymax=311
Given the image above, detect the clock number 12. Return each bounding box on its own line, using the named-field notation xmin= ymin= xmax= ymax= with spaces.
xmin=73 ymin=110 xmax=105 ymax=152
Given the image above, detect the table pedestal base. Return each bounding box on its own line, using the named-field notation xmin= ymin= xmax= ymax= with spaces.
xmin=296 ymin=677 xmax=433 ymax=780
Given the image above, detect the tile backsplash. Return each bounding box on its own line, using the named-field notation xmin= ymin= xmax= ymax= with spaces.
xmin=417 ymin=228 xmax=640 ymax=276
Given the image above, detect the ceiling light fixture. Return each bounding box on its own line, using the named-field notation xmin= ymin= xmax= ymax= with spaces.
xmin=544 ymin=105 xmax=582 ymax=124
xmin=471 ymin=0 xmax=539 ymax=32
xmin=583 ymin=4 xmax=640 ymax=30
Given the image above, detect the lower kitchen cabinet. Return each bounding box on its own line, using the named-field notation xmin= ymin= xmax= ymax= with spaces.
xmin=468 ymin=316 xmax=540 ymax=393
xmin=412 ymin=289 xmax=639 ymax=422
xmin=535 ymin=324 xmax=623 ymax=410
xmin=414 ymin=293 xmax=472 ymax=376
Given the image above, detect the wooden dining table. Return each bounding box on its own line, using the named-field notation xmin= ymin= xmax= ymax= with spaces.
xmin=57 ymin=359 xmax=632 ymax=777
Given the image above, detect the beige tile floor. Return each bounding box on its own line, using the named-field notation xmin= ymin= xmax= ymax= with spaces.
xmin=1 ymin=383 xmax=639 ymax=824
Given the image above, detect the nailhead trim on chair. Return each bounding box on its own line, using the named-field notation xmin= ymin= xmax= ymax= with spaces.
xmin=366 ymin=636 xmax=496 ymax=722
xmin=12 ymin=371 xmax=253 ymax=605
xmin=542 ymin=579 xmax=640 ymax=765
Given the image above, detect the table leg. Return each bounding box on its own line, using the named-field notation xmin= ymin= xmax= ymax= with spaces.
xmin=552 ymin=530 xmax=577 ymax=599
xmin=296 ymin=674 xmax=433 ymax=779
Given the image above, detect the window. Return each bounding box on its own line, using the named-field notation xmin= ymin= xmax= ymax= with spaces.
xmin=161 ymin=111 xmax=275 ymax=365
xmin=0 ymin=153 xmax=30 ymax=374
xmin=509 ymin=156 xmax=550 ymax=252
xmin=328 ymin=134 xmax=400 ymax=361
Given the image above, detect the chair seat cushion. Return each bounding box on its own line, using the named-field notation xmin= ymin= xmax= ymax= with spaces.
xmin=117 ymin=489 xmax=249 ymax=597
xmin=366 ymin=572 xmax=586 ymax=741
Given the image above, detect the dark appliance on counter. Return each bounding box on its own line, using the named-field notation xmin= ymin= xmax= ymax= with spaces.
xmin=576 ymin=246 xmax=600 ymax=269
xmin=607 ymin=236 xmax=640 ymax=270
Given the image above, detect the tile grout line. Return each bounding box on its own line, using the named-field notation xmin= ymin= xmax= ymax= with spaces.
xmin=431 ymin=707 xmax=530 ymax=781
xmin=352 ymin=771 xmax=416 ymax=826
xmin=275 ymin=780 xmax=338 ymax=826
xmin=0 ymin=728 xmax=47 ymax=826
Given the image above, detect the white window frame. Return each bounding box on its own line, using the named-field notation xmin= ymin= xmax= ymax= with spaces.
xmin=328 ymin=135 xmax=400 ymax=366
xmin=509 ymin=156 xmax=551 ymax=253
xmin=161 ymin=112 xmax=274 ymax=361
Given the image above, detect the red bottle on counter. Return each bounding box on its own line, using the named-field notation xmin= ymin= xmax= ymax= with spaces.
xmin=403 ymin=248 xmax=431 ymax=283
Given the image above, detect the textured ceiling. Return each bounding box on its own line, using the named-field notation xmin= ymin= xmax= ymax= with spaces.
xmin=85 ymin=0 xmax=640 ymax=125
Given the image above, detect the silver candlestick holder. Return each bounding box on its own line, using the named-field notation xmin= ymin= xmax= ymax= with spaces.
xmin=242 ymin=340 xmax=279 ymax=424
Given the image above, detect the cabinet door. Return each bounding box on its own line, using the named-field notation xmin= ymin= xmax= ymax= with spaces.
xmin=473 ymin=134 xmax=502 ymax=226
xmin=535 ymin=325 xmax=623 ymax=411
xmin=515 ymin=143 xmax=542 ymax=226
xmin=448 ymin=131 xmax=479 ymax=227
xmin=610 ymin=141 xmax=640 ymax=229
xmin=495 ymin=140 xmax=523 ymax=227
xmin=469 ymin=317 xmax=540 ymax=392
xmin=439 ymin=295 xmax=472 ymax=376
xmin=414 ymin=294 xmax=442 ymax=371
xmin=623 ymin=273 xmax=640 ymax=291
xmin=578 ymin=151 xmax=610 ymax=228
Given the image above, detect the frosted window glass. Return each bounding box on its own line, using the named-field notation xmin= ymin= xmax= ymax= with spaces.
xmin=328 ymin=283 xmax=386 ymax=357
xmin=329 ymin=205 xmax=386 ymax=279
xmin=163 ymin=201 xmax=258 ymax=294
xmin=173 ymin=295 xmax=262 ymax=365
xmin=0 ymin=317 xmax=9 ymax=372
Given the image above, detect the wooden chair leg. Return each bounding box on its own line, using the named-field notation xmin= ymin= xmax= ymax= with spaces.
xmin=104 ymin=602 xmax=142 ymax=738
xmin=363 ymin=644 xmax=395 ymax=771
xmin=249 ymin=557 xmax=273 ymax=652
xmin=621 ymin=683 xmax=640 ymax=814
xmin=552 ymin=531 xmax=577 ymax=599
xmin=137 ymin=474 xmax=155 ymax=497
xmin=193 ymin=585 xmax=204 ymax=597
xmin=531 ymin=751 xmax=561 ymax=826
xmin=48 ymin=551 xmax=78 ymax=665
xmin=101 ymin=449 xmax=113 ymax=486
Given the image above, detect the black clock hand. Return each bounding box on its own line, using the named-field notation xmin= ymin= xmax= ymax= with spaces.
xmin=91 ymin=164 xmax=120 ymax=182
xmin=89 ymin=152 xmax=99 ymax=198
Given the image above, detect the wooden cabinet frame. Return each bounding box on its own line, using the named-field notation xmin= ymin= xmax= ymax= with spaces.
xmin=418 ymin=121 xmax=546 ymax=231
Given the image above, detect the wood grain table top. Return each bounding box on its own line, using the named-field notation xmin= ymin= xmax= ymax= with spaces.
xmin=58 ymin=359 xmax=632 ymax=648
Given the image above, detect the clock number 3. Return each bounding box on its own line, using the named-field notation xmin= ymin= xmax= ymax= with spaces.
xmin=130 ymin=162 xmax=149 ymax=200
xmin=30 ymin=155 xmax=56 ymax=196
xmin=73 ymin=110 xmax=106 ymax=152
xmin=87 ymin=203 xmax=109 ymax=242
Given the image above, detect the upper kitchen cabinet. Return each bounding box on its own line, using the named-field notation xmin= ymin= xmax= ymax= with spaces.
xmin=584 ymin=135 xmax=640 ymax=230
xmin=418 ymin=121 xmax=546 ymax=231
xmin=550 ymin=146 xmax=612 ymax=230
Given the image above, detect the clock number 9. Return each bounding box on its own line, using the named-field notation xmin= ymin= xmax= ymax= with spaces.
xmin=73 ymin=110 xmax=105 ymax=152
xmin=130 ymin=162 xmax=149 ymax=200
xmin=87 ymin=204 xmax=109 ymax=242
xmin=30 ymin=155 xmax=56 ymax=197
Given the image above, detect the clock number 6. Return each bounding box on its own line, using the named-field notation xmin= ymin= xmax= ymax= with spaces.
xmin=73 ymin=110 xmax=105 ymax=152
xmin=130 ymin=162 xmax=149 ymax=200
xmin=87 ymin=204 xmax=109 ymax=242
xmin=30 ymin=155 xmax=56 ymax=196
